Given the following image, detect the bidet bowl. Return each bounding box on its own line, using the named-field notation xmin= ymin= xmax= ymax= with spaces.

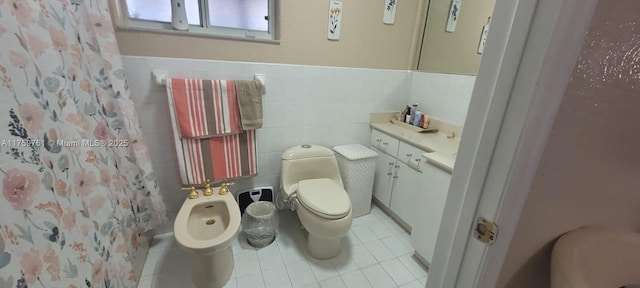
xmin=174 ymin=189 xmax=241 ymax=288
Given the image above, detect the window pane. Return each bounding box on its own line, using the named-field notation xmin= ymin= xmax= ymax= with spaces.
xmin=126 ymin=0 xmax=201 ymax=26
xmin=208 ymin=0 xmax=269 ymax=31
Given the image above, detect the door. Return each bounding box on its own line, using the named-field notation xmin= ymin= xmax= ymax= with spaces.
xmin=426 ymin=0 xmax=598 ymax=287
xmin=372 ymin=148 xmax=395 ymax=207
xmin=389 ymin=162 xmax=422 ymax=227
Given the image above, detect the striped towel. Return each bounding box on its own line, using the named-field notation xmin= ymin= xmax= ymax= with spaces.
xmin=175 ymin=131 xmax=258 ymax=184
xmin=168 ymin=78 xmax=242 ymax=138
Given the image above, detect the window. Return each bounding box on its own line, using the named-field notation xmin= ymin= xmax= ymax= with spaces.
xmin=121 ymin=0 xmax=275 ymax=41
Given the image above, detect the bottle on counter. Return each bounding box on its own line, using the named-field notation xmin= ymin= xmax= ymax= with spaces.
xmin=413 ymin=111 xmax=422 ymax=126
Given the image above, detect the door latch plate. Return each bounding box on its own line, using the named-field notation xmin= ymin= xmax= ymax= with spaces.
xmin=473 ymin=217 xmax=498 ymax=245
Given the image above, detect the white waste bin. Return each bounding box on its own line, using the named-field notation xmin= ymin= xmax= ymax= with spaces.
xmin=333 ymin=144 xmax=378 ymax=218
xmin=242 ymin=201 xmax=278 ymax=248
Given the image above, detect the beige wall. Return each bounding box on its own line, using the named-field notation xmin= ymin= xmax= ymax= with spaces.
xmin=417 ymin=0 xmax=495 ymax=75
xmin=113 ymin=0 xmax=425 ymax=70
xmin=498 ymin=1 xmax=640 ymax=287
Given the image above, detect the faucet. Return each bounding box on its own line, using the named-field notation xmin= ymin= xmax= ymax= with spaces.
xmin=188 ymin=187 xmax=199 ymax=199
xmin=219 ymin=182 xmax=234 ymax=195
xmin=203 ymin=179 xmax=213 ymax=196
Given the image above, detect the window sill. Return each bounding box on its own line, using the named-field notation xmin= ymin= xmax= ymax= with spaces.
xmin=116 ymin=25 xmax=281 ymax=45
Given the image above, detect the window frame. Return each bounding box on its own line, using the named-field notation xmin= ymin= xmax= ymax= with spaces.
xmin=116 ymin=0 xmax=278 ymax=42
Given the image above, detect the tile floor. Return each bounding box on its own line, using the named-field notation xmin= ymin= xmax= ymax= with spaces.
xmin=138 ymin=204 xmax=428 ymax=288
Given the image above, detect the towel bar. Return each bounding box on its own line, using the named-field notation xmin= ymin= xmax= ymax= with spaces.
xmin=151 ymin=70 xmax=266 ymax=87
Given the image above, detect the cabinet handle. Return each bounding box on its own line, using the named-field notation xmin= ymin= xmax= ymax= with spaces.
xmin=388 ymin=162 xmax=394 ymax=166
xmin=393 ymin=175 xmax=398 ymax=179
xmin=387 ymin=172 xmax=393 ymax=176
xmin=395 ymin=165 xmax=400 ymax=168
xmin=415 ymin=158 xmax=421 ymax=164
xmin=406 ymin=153 xmax=412 ymax=157
xmin=376 ymin=139 xmax=382 ymax=143
xmin=382 ymin=142 xmax=389 ymax=146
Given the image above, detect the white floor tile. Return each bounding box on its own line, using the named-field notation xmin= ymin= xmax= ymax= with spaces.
xmin=235 ymin=251 xmax=261 ymax=278
xmin=308 ymin=257 xmax=339 ymax=282
xmin=352 ymin=225 xmax=378 ymax=243
xmin=352 ymin=213 xmax=379 ymax=227
xmin=380 ymin=258 xmax=416 ymax=286
xmin=263 ymin=266 xmax=292 ymax=288
xmin=340 ymin=270 xmax=373 ymax=288
xmin=223 ymin=279 xmax=237 ymax=288
xmin=399 ymin=280 xmax=425 ymax=288
xmin=398 ymin=255 xmax=428 ymax=279
xmin=364 ymin=240 xmax=395 ymax=263
xmin=139 ymin=210 xmax=420 ymax=288
xmin=234 ymin=233 xmax=259 ymax=255
xmin=383 ymin=219 xmax=407 ymax=235
xmin=361 ymin=264 xmax=397 ymax=288
xmin=237 ymin=273 xmax=265 ymax=288
xmin=331 ymin=249 xmax=359 ymax=275
xmin=367 ymin=221 xmax=395 ymax=239
xmin=319 ymin=277 xmax=347 ymax=288
xmin=150 ymin=271 xmax=183 ymax=288
xmin=342 ymin=230 xmax=362 ymax=248
xmin=350 ymin=245 xmax=378 ymax=269
xmin=418 ymin=276 xmax=428 ymax=285
xmin=286 ymin=260 xmax=317 ymax=288
xmin=257 ymin=245 xmax=285 ymax=271
xmin=382 ymin=235 xmax=414 ymax=257
xmin=278 ymin=241 xmax=307 ymax=264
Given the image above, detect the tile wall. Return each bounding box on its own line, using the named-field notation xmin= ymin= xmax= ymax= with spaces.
xmin=409 ymin=72 xmax=476 ymax=127
xmin=121 ymin=56 xmax=475 ymax=234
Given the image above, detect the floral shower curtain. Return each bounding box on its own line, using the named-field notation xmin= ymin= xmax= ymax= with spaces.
xmin=0 ymin=0 xmax=167 ymax=287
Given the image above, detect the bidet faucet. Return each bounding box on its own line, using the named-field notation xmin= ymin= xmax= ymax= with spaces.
xmin=203 ymin=179 xmax=213 ymax=196
xmin=188 ymin=187 xmax=199 ymax=199
xmin=219 ymin=182 xmax=234 ymax=195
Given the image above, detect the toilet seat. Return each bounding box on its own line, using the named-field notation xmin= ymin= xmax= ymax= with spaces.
xmin=297 ymin=178 xmax=351 ymax=220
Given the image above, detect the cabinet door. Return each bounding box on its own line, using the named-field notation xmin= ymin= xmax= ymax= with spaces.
xmin=411 ymin=162 xmax=451 ymax=264
xmin=390 ymin=161 xmax=423 ymax=228
xmin=372 ymin=148 xmax=395 ymax=207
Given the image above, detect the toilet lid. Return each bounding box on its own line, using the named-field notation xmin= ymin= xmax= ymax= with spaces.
xmin=297 ymin=178 xmax=351 ymax=219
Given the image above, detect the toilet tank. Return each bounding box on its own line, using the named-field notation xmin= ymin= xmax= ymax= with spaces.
xmin=281 ymin=145 xmax=344 ymax=196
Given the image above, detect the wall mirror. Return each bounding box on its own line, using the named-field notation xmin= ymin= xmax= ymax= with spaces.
xmin=416 ymin=0 xmax=497 ymax=75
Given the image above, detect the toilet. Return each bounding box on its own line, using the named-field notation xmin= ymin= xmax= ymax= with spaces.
xmin=174 ymin=186 xmax=241 ymax=288
xmin=280 ymin=144 xmax=353 ymax=259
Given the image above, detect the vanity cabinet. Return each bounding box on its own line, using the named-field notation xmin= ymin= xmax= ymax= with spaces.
xmin=411 ymin=160 xmax=451 ymax=264
xmin=370 ymin=129 xmax=429 ymax=228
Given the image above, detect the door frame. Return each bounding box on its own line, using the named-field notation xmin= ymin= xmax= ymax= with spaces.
xmin=426 ymin=0 xmax=599 ymax=287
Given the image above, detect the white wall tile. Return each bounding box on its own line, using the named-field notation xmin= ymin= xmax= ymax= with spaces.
xmin=409 ymin=72 xmax=475 ymax=126
xmin=122 ymin=56 xmax=473 ymax=240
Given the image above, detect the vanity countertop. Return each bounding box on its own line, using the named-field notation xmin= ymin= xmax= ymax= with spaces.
xmin=370 ymin=122 xmax=459 ymax=173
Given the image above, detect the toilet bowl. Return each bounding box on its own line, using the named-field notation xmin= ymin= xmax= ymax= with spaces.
xmin=280 ymin=144 xmax=353 ymax=259
xmin=551 ymin=227 xmax=640 ymax=288
xmin=174 ymin=187 xmax=241 ymax=288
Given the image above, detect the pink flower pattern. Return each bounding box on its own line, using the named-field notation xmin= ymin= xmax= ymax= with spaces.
xmin=0 ymin=0 xmax=167 ymax=287
xmin=2 ymin=168 xmax=40 ymax=210
xmin=18 ymin=103 xmax=45 ymax=133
